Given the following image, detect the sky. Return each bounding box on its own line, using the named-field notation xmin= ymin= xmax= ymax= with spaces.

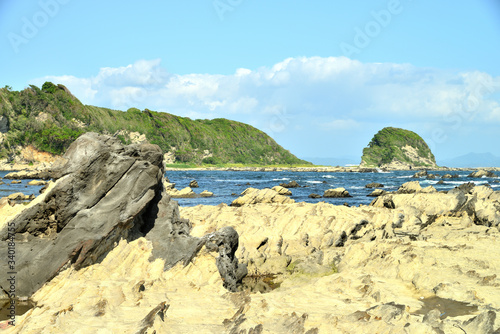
xmin=1 ymin=0 xmax=500 ymax=164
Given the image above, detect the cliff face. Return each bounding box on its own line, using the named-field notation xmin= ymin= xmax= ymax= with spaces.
xmin=0 ymin=83 xmax=309 ymax=166
xmin=361 ymin=127 xmax=437 ymax=169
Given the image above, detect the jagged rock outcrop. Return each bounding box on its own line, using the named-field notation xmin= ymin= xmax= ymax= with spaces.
xmin=279 ymin=180 xmax=300 ymax=188
xmin=0 ymin=132 xmax=246 ymax=300
xmin=231 ymin=188 xmax=295 ymax=206
xmin=272 ymin=185 xmax=292 ymax=196
xmin=468 ymin=169 xmax=498 ymax=178
xmin=367 ymin=189 xmax=386 ymax=197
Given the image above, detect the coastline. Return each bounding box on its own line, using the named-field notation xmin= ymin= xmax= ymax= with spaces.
xmin=3 ymin=162 xmax=500 ymax=174
xmin=164 ymin=165 xmax=500 ymax=172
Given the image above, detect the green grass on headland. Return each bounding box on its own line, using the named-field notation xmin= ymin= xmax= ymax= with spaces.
xmin=0 ymin=83 xmax=311 ymax=166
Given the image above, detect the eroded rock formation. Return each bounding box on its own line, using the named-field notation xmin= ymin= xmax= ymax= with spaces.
xmin=0 ymin=133 xmax=246 ymax=300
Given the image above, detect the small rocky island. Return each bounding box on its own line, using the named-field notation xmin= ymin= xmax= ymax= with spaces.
xmin=361 ymin=127 xmax=437 ymax=170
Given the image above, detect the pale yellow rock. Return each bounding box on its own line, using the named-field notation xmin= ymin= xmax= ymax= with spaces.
xmin=166 ymin=186 xmax=196 ymax=198
xmin=323 ymin=187 xmax=352 ymax=198
xmin=3 ymin=190 xmax=500 ymax=333
xmin=27 ymin=180 xmax=47 ymax=186
xmin=398 ymin=180 xmax=422 ymax=193
xmin=200 ymin=190 xmax=214 ymax=197
xmin=0 ymin=181 xmax=56 ymax=230
xmin=231 ymin=188 xmax=295 ymax=206
xmin=271 ymin=185 xmax=292 ymax=196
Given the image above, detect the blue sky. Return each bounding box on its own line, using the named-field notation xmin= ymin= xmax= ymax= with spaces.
xmin=1 ymin=0 xmax=499 ymax=163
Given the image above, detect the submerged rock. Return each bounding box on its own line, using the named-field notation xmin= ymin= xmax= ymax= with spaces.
xmin=365 ymin=182 xmax=384 ymax=188
xmin=279 ymin=180 xmax=300 ymax=188
xmin=323 ymin=187 xmax=352 ymax=198
xmin=468 ymin=169 xmax=498 ymax=178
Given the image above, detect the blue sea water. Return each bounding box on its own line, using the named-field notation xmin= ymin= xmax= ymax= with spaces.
xmin=1 ymin=170 xmax=499 ymax=207
xmin=165 ymin=170 xmax=500 ymax=207
xmin=0 ymin=171 xmax=45 ymax=200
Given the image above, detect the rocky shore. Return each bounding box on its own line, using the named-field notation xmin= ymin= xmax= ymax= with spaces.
xmin=1 ymin=136 xmax=500 ymax=333
xmin=164 ymin=166 xmax=500 ymax=173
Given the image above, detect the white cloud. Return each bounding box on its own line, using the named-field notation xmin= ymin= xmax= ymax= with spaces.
xmin=29 ymin=57 xmax=500 ymax=158
xmin=321 ymin=119 xmax=360 ymax=131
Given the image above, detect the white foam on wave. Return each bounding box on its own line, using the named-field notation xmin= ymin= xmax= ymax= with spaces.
xmin=322 ymin=175 xmax=335 ymax=179
xmin=273 ymin=177 xmax=290 ymax=181
xmin=396 ymin=175 xmax=413 ymax=179
xmin=306 ymin=181 xmax=323 ymax=184
xmin=376 ymin=168 xmax=392 ymax=174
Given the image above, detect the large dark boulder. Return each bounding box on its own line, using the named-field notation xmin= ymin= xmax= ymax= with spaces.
xmin=0 ymin=133 xmax=246 ymax=298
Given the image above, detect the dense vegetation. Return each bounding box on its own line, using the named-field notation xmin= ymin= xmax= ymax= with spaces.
xmin=0 ymin=83 xmax=310 ymax=165
xmin=361 ymin=127 xmax=436 ymax=167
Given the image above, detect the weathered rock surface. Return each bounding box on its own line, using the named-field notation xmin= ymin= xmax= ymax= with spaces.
xmin=3 ymin=169 xmax=51 ymax=180
xmin=272 ymin=185 xmax=292 ymax=196
xmin=367 ymin=189 xmax=386 ymax=197
xmin=279 ymin=180 xmax=300 ymax=188
xmin=308 ymin=193 xmax=322 ymax=199
xmin=189 ymin=179 xmax=199 ymax=188
xmin=231 ymin=188 xmax=295 ymax=206
xmin=27 ymin=180 xmax=47 ymax=186
xmin=166 ymin=186 xmax=197 ymax=198
xmin=323 ymin=187 xmax=352 ymax=198
xmin=3 ymin=181 xmax=500 ymax=333
xmin=200 ymin=190 xmax=214 ymax=197
xmin=0 ymin=133 xmax=246 ymax=301
xmin=396 ymin=180 xmax=422 ymax=194
xmin=365 ymin=182 xmax=384 ymax=188
xmin=468 ymin=169 xmax=498 ymax=178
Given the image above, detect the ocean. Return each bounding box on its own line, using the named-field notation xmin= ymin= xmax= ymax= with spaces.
xmin=1 ymin=170 xmax=499 ymax=207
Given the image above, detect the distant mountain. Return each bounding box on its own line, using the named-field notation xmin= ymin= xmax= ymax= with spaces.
xmin=437 ymin=152 xmax=500 ymax=168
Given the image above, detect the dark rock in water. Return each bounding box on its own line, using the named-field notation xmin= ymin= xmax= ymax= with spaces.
xmin=437 ymin=180 xmax=445 ymax=185
xmin=189 ymin=180 xmax=199 ymax=188
xmin=308 ymin=193 xmax=321 ymax=199
xmin=358 ymin=168 xmax=378 ymax=173
xmin=412 ymin=170 xmax=427 ymax=178
xmin=365 ymin=182 xmax=384 ymax=188
xmin=280 ymin=180 xmax=300 ymax=188
xmin=468 ymin=170 xmax=498 ymax=178
xmin=442 ymin=174 xmax=453 ymax=179
xmin=426 ymin=174 xmax=436 ymax=179
xmin=0 ymin=132 xmax=246 ymax=298
xmin=324 ymin=188 xmax=352 ymax=198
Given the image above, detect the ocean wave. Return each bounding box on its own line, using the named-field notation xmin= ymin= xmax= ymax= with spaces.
xmin=321 ymin=175 xmax=335 ymax=179
xmin=306 ymin=181 xmax=323 ymax=184
xmin=272 ymin=177 xmax=290 ymax=181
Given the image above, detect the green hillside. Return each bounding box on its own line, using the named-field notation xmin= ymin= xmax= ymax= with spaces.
xmin=0 ymin=83 xmax=310 ymax=166
xmin=361 ymin=127 xmax=436 ymax=168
